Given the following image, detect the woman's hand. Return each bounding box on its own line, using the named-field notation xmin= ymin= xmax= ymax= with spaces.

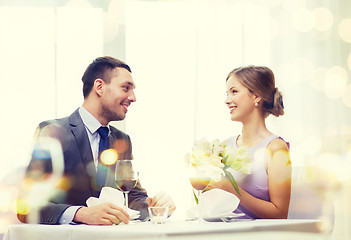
xmin=206 ymin=177 xmax=241 ymax=197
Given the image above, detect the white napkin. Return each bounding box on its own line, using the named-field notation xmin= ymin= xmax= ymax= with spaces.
xmin=86 ymin=187 xmax=140 ymax=219
xmin=187 ymin=188 xmax=240 ymax=218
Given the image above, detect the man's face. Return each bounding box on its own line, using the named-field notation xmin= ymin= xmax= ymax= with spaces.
xmin=100 ymin=67 xmax=136 ymax=122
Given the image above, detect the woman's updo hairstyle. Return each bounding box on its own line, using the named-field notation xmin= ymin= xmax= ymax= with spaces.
xmin=226 ymin=65 xmax=284 ymax=118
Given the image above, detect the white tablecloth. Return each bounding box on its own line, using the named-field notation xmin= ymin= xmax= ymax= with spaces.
xmin=3 ymin=219 xmax=326 ymax=240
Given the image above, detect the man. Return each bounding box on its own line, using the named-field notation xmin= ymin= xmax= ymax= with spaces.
xmin=18 ymin=56 xmax=175 ymax=225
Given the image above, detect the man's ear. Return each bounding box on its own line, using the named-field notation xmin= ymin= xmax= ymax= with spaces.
xmin=93 ymin=78 xmax=104 ymax=96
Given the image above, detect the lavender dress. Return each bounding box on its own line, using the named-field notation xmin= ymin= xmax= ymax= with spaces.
xmin=226 ymin=134 xmax=288 ymax=219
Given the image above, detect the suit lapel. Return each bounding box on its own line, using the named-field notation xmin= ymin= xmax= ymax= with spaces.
xmin=69 ymin=109 xmax=98 ymax=196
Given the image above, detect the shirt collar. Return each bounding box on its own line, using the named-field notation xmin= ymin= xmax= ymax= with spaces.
xmin=79 ymin=106 xmax=109 ymax=134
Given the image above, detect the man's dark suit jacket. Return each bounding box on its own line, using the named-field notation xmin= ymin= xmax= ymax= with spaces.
xmin=18 ymin=109 xmax=148 ymax=224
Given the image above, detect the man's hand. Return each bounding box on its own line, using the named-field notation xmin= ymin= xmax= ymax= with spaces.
xmin=73 ymin=202 xmax=130 ymax=225
xmin=146 ymin=191 xmax=176 ymax=216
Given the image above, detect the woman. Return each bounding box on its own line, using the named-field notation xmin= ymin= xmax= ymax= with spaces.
xmin=208 ymin=66 xmax=291 ymax=219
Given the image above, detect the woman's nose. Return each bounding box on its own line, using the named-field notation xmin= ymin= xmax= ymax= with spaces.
xmin=225 ymin=95 xmax=230 ymax=105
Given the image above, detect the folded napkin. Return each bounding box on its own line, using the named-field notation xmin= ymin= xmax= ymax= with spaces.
xmin=187 ymin=189 xmax=240 ymax=218
xmin=86 ymin=186 xmax=140 ymax=219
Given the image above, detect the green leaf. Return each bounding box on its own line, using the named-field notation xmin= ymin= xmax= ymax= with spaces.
xmin=225 ymin=170 xmax=241 ymax=196
xmin=222 ymin=155 xmax=228 ymax=163
xmin=193 ymin=189 xmax=199 ymax=204
xmin=223 ymin=164 xmax=230 ymax=171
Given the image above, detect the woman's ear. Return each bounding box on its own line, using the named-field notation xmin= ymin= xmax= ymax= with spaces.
xmin=254 ymin=94 xmax=262 ymax=105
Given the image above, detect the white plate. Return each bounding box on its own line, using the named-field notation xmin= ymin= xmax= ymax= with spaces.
xmin=203 ymin=213 xmax=245 ymax=222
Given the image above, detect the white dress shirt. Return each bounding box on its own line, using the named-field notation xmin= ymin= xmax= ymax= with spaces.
xmin=79 ymin=106 xmax=110 ymax=170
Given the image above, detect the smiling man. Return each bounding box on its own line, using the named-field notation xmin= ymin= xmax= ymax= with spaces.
xmin=18 ymin=56 xmax=175 ymax=225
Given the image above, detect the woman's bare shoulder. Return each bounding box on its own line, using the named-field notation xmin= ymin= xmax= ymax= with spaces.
xmin=267 ymin=137 xmax=289 ymax=153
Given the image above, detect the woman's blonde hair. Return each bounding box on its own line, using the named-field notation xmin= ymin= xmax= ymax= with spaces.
xmin=226 ymin=65 xmax=284 ymax=118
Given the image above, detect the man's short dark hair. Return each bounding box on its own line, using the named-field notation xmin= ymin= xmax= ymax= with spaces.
xmin=82 ymin=56 xmax=132 ymax=98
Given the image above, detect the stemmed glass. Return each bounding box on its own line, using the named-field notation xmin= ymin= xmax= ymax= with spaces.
xmin=189 ymin=167 xmax=211 ymax=222
xmin=114 ymin=160 xmax=139 ymax=210
xmin=24 ymin=137 xmax=64 ymax=223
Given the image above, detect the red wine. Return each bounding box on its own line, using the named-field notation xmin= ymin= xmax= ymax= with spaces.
xmin=115 ymin=179 xmax=137 ymax=192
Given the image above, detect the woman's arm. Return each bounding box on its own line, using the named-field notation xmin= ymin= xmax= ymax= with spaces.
xmin=208 ymin=138 xmax=292 ymax=219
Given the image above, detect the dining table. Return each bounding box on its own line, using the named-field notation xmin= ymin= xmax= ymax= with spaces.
xmin=3 ymin=219 xmax=328 ymax=240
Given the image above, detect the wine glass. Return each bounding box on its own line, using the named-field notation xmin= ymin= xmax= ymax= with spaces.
xmin=189 ymin=166 xmax=211 ymax=222
xmin=24 ymin=137 xmax=64 ymax=223
xmin=114 ymin=160 xmax=139 ymax=210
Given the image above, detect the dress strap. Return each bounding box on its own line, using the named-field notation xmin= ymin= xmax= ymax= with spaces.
xmin=226 ymin=134 xmax=290 ymax=150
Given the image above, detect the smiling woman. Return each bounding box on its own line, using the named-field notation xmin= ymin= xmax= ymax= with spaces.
xmin=205 ymin=65 xmax=292 ymax=219
xmin=226 ymin=66 xmax=284 ymax=121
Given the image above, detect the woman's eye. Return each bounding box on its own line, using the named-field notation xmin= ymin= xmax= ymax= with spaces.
xmin=226 ymin=89 xmax=237 ymax=96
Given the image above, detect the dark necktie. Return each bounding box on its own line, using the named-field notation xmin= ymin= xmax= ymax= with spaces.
xmin=96 ymin=126 xmax=109 ymax=187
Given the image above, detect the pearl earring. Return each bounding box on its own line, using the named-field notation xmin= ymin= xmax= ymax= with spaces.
xmin=255 ymin=102 xmax=258 ymax=107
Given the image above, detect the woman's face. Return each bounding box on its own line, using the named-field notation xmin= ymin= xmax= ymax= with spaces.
xmin=225 ymin=75 xmax=257 ymax=123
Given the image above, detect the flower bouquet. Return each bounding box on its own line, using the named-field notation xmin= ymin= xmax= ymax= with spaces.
xmin=185 ymin=138 xmax=251 ymax=203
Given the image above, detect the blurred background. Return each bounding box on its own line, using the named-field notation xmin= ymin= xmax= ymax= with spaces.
xmin=0 ymin=0 xmax=350 ymax=239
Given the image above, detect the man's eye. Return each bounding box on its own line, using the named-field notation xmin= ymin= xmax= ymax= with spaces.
xmin=232 ymin=90 xmax=237 ymax=94
xmin=122 ymin=86 xmax=129 ymax=91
